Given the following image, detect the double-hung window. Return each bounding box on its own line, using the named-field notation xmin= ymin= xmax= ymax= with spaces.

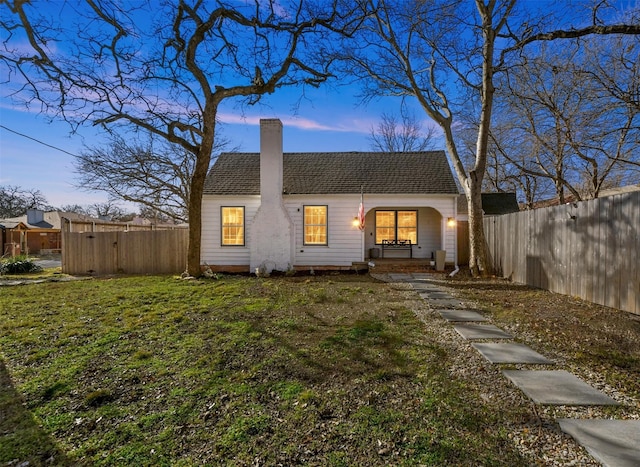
xmin=375 ymin=210 xmax=417 ymax=244
xmin=304 ymin=205 xmax=328 ymax=245
xmin=221 ymin=206 xmax=245 ymax=245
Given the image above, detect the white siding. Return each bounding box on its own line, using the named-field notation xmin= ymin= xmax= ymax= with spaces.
xmin=285 ymin=195 xmax=364 ymax=267
xmin=202 ymin=193 xmax=458 ymax=268
xmin=201 ymin=195 xmax=260 ymax=266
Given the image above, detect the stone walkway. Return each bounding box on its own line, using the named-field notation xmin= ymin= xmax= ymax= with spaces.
xmin=386 ymin=272 xmax=640 ymax=467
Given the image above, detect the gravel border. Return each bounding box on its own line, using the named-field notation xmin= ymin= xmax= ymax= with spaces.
xmin=374 ymin=273 xmax=640 ymax=466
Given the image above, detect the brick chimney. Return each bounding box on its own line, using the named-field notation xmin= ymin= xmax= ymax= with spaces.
xmin=250 ymin=119 xmax=293 ymax=273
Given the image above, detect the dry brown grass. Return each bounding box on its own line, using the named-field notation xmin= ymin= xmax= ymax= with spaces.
xmin=446 ymin=275 xmax=640 ymax=400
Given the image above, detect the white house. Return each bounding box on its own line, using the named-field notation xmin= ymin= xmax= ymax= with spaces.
xmin=201 ymin=118 xmax=460 ymax=273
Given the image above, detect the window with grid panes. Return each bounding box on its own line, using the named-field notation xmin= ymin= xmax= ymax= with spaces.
xmin=221 ymin=207 xmax=245 ymax=245
xmin=303 ymin=205 xmax=327 ymax=245
xmin=375 ymin=210 xmax=417 ymax=244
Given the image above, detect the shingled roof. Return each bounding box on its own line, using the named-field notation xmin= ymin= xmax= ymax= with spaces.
xmin=457 ymin=192 xmax=520 ymax=215
xmin=204 ymin=151 xmax=459 ymax=195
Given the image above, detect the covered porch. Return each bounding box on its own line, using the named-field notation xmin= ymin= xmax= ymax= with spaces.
xmin=359 ymin=204 xmax=457 ymax=265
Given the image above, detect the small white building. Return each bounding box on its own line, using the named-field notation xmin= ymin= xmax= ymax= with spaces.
xmin=201 ymin=118 xmax=460 ymax=273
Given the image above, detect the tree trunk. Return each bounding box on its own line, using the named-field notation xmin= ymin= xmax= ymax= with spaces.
xmin=466 ymin=2 xmax=499 ymax=277
xmin=186 ymin=182 xmax=203 ymax=276
xmin=440 ymin=119 xmax=492 ymax=277
xmin=467 ymin=171 xmax=491 ymax=277
xmin=186 ymin=117 xmax=216 ymax=277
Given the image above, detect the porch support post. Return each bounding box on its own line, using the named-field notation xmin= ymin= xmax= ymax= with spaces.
xmin=453 ymin=198 xmax=458 ymax=267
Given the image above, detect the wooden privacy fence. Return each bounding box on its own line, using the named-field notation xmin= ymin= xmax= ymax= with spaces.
xmin=484 ymin=191 xmax=639 ymax=315
xmin=62 ymin=229 xmax=188 ymax=275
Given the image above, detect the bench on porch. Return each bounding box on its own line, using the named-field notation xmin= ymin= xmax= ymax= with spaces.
xmin=381 ymin=239 xmax=412 ymax=258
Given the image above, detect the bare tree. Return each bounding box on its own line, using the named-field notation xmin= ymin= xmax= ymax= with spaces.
xmin=485 ymin=128 xmax=557 ymax=209
xmin=340 ymin=0 xmax=640 ymax=276
xmin=59 ymin=204 xmax=90 ymax=215
xmin=493 ymin=38 xmax=640 ymax=203
xmin=369 ymin=110 xmax=437 ymax=152
xmin=0 ymin=185 xmax=51 ymax=218
xmin=76 ymin=130 xmax=236 ymax=223
xmin=59 ymin=202 xmax=134 ymax=221
xmin=1 ymin=1 xmax=363 ymax=275
xmin=89 ymin=201 xmax=133 ymax=222
xmin=138 ymin=205 xmax=173 ymax=224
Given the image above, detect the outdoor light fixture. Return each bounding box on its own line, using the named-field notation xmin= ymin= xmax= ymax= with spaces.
xmin=352 ymin=216 xmax=360 ymax=227
xmin=447 ymin=217 xmax=456 ymax=227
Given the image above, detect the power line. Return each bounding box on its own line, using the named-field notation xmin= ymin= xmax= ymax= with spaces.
xmin=0 ymin=124 xmax=79 ymax=158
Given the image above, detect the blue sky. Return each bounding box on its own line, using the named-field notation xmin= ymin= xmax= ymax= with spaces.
xmin=0 ymin=1 xmax=449 ymax=210
xmin=6 ymin=0 xmax=632 ymax=210
xmin=0 ymin=84 xmax=429 ymax=209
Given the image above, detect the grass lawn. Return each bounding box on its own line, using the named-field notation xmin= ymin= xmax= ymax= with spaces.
xmin=0 ymin=274 xmax=530 ymax=466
